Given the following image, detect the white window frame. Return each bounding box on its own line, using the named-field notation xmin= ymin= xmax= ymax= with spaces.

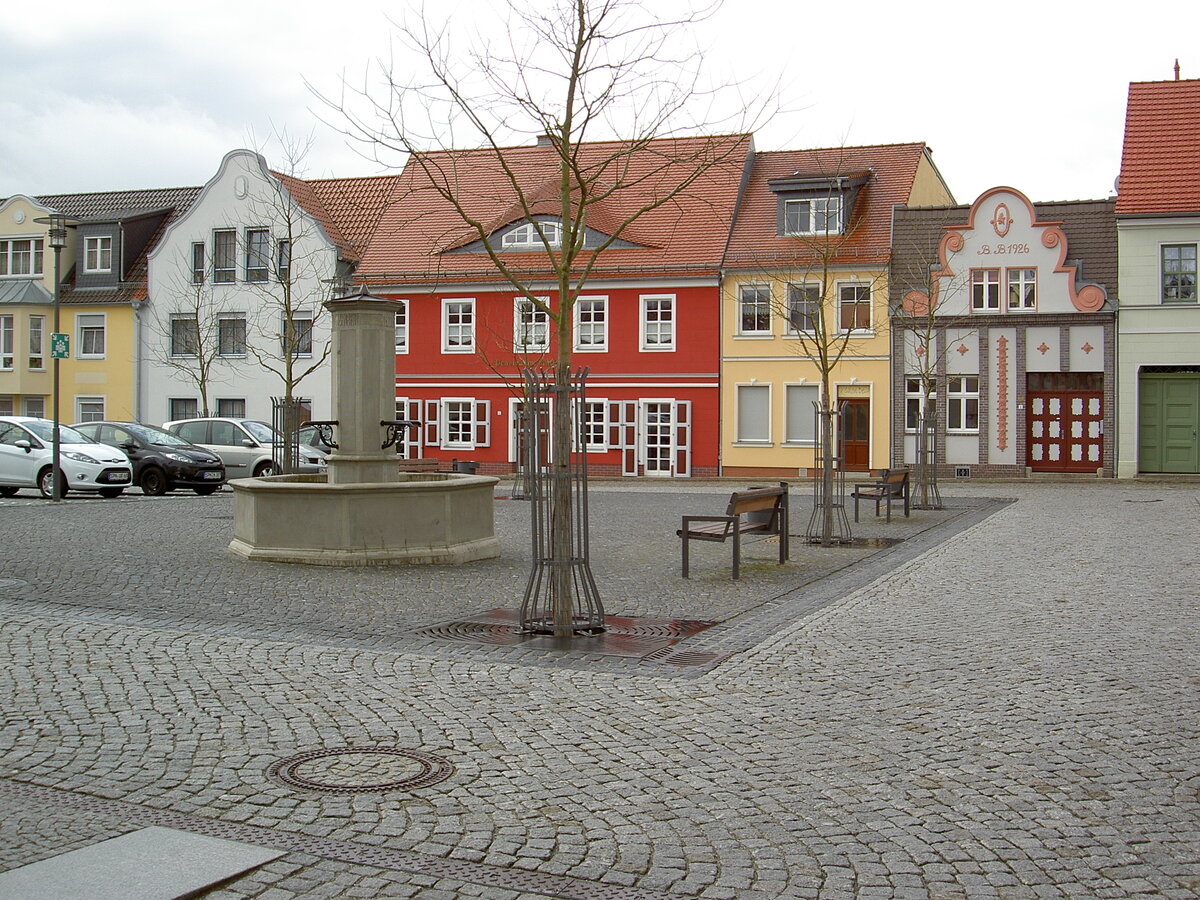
xmin=213 ymin=229 xmax=236 ymax=283
xmin=785 ymin=283 xmax=820 ymax=335
xmin=28 ymin=315 xmax=45 ymax=370
xmin=837 ymin=282 xmax=872 ymax=333
xmin=76 ymin=313 xmax=106 ymax=359
xmin=245 ymin=227 xmax=270 ymax=282
xmin=735 ymin=383 xmax=772 ymax=445
xmin=640 ymin=294 xmax=675 ymax=351
xmin=0 ymin=315 xmax=13 ymax=370
xmin=394 ymin=300 xmax=408 ymax=354
xmin=573 ymin=296 xmax=608 ymax=351
xmin=514 ymin=297 xmax=550 ymax=352
xmin=783 ymin=383 xmax=820 ymax=445
xmin=0 ymin=237 xmax=45 ymax=277
xmin=737 ymin=284 xmax=772 ymax=336
xmin=217 ymin=314 xmax=247 ymax=357
xmin=1161 ymin=243 xmax=1197 ymax=303
xmin=170 ymin=314 xmax=200 ymax=357
xmin=576 ymin=399 xmax=608 ymax=452
xmin=502 ymin=220 xmax=561 ymax=249
xmin=22 ymin=396 xmax=44 ymax=417
xmin=84 ymin=236 xmax=113 ymax=274
xmin=282 ymin=309 xmax=314 ymax=358
xmin=442 ymin=298 xmax=475 ymax=353
xmin=1007 ymin=267 xmax=1037 ymax=310
xmin=783 ymin=196 xmax=842 ymax=235
xmin=75 ymin=395 xmax=105 ymax=423
xmin=905 ymin=376 xmax=937 ymax=432
xmin=971 ymin=268 xmax=1001 ymax=311
xmin=438 ymin=397 xmax=490 ymax=450
xmin=946 ymin=376 xmax=980 ymax=434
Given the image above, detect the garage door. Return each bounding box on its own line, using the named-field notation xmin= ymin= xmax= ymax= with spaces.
xmin=1139 ymin=372 xmax=1200 ymax=473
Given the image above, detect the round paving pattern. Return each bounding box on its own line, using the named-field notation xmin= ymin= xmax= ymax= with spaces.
xmin=266 ymin=747 xmax=455 ymax=794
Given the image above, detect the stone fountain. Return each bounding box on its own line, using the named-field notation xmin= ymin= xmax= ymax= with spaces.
xmin=227 ymin=289 xmax=501 ymax=566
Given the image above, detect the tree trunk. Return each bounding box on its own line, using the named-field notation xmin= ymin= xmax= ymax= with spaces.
xmin=550 ymin=311 xmax=574 ymax=631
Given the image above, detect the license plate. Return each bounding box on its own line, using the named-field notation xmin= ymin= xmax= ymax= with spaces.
xmin=109 ymin=472 xmax=130 ymax=483
xmin=202 ymin=471 xmax=222 ymax=480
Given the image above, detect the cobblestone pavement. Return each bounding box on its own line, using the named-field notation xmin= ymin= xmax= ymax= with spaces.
xmin=1 ymin=479 xmax=1198 ymax=898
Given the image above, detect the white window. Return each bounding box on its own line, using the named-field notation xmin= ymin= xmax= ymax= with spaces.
xmin=783 ymin=197 xmax=842 ymax=235
xmin=838 ymin=284 xmax=871 ymax=332
xmin=430 ymin=398 xmax=491 ymax=450
xmin=502 ymin=220 xmax=561 ymax=249
xmin=170 ymin=398 xmax=199 ymax=420
xmin=946 ymin=376 xmax=979 ymax=433
xmin=217 ymin=398 xmax=246 ymax=418
xmin=213 ymin=229 xmax=236 ymax=283
xmin=283 ymin=310 xmax=313 ymax=357
xmin=276 ymin=239 xmax=291 ymax=281
xmin=28 ymin=315 xmax=44 ymax=370
xmin=784 ymin=384 xmax=819 ymax=444
xmin=77 ymin=314 xmax=106 ymax=358
xmin=191 ymin=242 xmax=205 ymax=284
xmin=84 ymin=236 xmax=113 ymax=273
xmin=514 ymin=298 xmax=549 ymax=352
xmin=394 ymin=301 xmax=408 ymax=353
xmin=0 ymin=316 xmax=12 ymax=369
xmin=971 ymin=269 xmax=1000 ymax=311
xmin=0 ymin=238 xmax=44 ymax=276
xmin=578 ymin=400 xmax=607 ymax=451
xmin=738 ymin=284 xmax=772 ymax=335
xmin=218 ymin=315 xmax=247 ymax=356
xmin=641 ymin=294 xmax=675 ymax=350
xmin=75 ymin=396 xmax=105 ymax=423
xmin=245 ymin=228 xmax=270 ymax=282
xmin=171 ymin=315 xmax=199 ymax=357
xmin=905 ymin=377 xmax=936 ymax=431
xmin=442 ymin=299 xmax=474 ymax=352
xmin=23 ymin=396 xmax=44 ymax=417
xmin=786 ymin=283 xmax=819 ymax=333
xmin=736 ymin=384 xmax=771 ymax=443
xmin=1007 ymin=268 xmax=1037 ymax=310
xmin=574 ymin=296 xmax=607 ymax=351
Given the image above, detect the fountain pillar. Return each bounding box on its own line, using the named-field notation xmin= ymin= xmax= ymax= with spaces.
xmin=325 ymin=288 xmax=401 ymax=485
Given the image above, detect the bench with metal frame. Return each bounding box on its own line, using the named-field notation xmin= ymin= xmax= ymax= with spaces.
xmin=851 ymin=467 xmax=911 ymax=522
xmin=677 ymin=482 xmax=790 ymax=580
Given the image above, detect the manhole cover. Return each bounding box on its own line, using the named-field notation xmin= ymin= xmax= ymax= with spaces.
xmin=267 ymin=747 xmax=454 ymax=794
xmin=0 ymin=578 xmax=28 ymax=590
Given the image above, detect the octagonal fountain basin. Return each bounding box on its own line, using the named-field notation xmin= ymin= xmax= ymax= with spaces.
xmin=228 ymin=472 xmax=501 ymax=566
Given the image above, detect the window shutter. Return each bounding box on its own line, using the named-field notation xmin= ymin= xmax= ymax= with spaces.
xmin=424 ymin=400 xmax=439 ymax=446
xmin=474 ymin=400 xmax=490 ymax=447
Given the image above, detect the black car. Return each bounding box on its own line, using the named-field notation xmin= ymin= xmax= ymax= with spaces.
xmin=71 ymin=421 xmax=227 ymax=496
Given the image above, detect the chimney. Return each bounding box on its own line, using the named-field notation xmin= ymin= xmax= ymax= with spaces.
xmin=1175 ymin=58 xmax=1181 ymax=80
xmin=536 ymin=134 xmax=556 ymax=148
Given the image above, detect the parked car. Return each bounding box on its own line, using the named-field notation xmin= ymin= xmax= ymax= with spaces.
xmin=297 ymin=423 xmax=337 ymax=455
xmin=162 ymin=418 xmax=327 ymax=478
xmin=71 ymin=421 xmax=226 ymax=496
xmin=0 ymin=416 xmax=132 ymax=498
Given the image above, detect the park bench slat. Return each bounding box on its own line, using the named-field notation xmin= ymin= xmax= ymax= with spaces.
xmin=677 ymin=482 xmax=790 ymax=580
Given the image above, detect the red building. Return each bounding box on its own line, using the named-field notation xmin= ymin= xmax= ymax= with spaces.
xmin=353 ymin=134 xmax=753 ymax=476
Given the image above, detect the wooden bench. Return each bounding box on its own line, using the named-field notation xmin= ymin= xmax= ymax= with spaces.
xmin=677 ymin=483 xmax=790 ymax=580
xmin=851 ymin=468 xmax=911 ymax=522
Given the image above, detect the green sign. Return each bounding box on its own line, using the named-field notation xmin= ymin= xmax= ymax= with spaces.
xmin=51 ymin=333 xmax=69 ymax=359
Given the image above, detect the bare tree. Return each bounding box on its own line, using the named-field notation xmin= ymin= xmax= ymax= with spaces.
xmin=321 ymin=0 xmax=769 ymax=631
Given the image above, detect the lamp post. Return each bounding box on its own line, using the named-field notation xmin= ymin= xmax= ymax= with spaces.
xmin=34 ymin=213 xmax=80 ymax=501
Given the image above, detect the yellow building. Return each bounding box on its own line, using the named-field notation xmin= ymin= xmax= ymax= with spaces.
xmin=720 ymin=144 xmax=954 ymax=476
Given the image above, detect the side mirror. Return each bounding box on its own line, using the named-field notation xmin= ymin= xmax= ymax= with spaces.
xmin=15 ymin=439 xmax=32 ymax=453
xmin=242 ymin=439 xmax=257 ymax=448
xmin=120 ymin=441 xmax=137 ymax=452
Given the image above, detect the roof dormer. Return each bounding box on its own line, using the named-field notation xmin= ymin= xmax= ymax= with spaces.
xmin=768 ymin=170 xmax=872 ymax=237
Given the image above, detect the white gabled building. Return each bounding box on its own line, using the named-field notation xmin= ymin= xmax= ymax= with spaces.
xmin=144 ymin=149 xmax=391 ymax=427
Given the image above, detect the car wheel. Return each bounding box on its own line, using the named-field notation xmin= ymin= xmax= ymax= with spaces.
xmin=253 ymin=461 xmax=280 ymax=478
xmin=37 ymin=467 xmax=66 ymax=499
xmin=139 ymin=467 xmax=169 ymax=496
xmin=98 ymin=487 xmax=125 ymax=498
xmin=0 ymin=486 xmax=18 ymax=498
xmin=193 ymin=486 xmax=218 ymax=496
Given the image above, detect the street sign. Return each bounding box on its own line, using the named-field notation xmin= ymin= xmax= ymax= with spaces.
xmin=51 ymin=333 xmax=69 ymax=359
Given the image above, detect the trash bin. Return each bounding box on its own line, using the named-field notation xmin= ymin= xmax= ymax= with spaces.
xmin=451 ymin=459 xmax=479 ymax=474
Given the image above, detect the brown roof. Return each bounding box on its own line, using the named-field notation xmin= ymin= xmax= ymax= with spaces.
xmin=353 ymin=134 xmax=753 ymax=284
xmin=273 ymin=172 xmax=399 ymax=263
xmin=890 ymin=198 xmax=1118 ymax=308
xmin=1116 ymin=79 xmax=1200 ymax=215
xmin=723 ymin=143 xmax=934 ymax=270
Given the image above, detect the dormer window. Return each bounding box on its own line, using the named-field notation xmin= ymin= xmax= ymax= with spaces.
xmin=502 ymin=220 xmax=561 ymax=249
xmin=84 ymin=236 xmax=113 ymax=273
xmin=783 ymin=197 xmax=842 ymax=236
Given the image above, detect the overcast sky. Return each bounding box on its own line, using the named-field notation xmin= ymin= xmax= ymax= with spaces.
xmin=1 ymin=0 xmax=1195 ymax=205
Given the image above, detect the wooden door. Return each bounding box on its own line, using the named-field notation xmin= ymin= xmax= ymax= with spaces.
xmin=840 ymin=399 xmax=870 ymax=471
xmin=1139 ymin=374 xmax=1200 ymax=473
xmin=1026 ymin=373 xmax=1104 ymax=473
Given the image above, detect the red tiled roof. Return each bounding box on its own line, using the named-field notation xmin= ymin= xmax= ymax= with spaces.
xmin=723 ymin=143 xmax=935 ymax=270
xmin=273 ymin=172 xmax=400 ymax=263
xmin=353 ymin=134 xmax=753 ymax=285
xmin=1116 ymin=79 xmax=1200 ymax=215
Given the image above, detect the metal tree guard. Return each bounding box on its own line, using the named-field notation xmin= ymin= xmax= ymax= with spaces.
xmin=805 ymin=401 xmax=852 ymax=545
xmin=518 ymin=367 xmax=605 ymax=636
xmin=911 ymin=410 xmax=943 ymax=510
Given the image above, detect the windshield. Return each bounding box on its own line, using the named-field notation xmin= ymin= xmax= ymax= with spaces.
xmin=125 ymin=423 xmax=191 ymax=446
xmin=23 ymin=420 xmax=93 ymax=445
xmin=243 ymin=421 xmax=279 ymax=443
